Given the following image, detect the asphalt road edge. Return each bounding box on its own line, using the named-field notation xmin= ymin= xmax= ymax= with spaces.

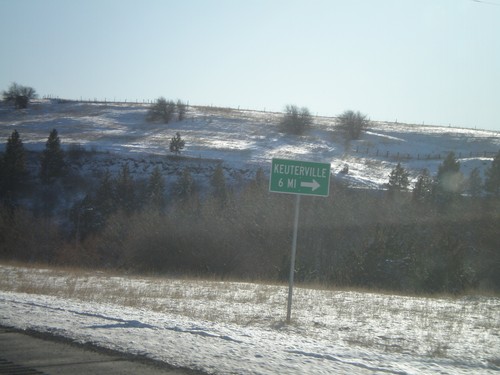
xmin=0 ymin=324 xmax=208 ymax=375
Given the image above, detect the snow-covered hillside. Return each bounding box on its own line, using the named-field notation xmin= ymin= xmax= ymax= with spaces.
xmin=1 ymin=99 xmax=499 ymax=189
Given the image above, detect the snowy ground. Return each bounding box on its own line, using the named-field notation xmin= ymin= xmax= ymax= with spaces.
xmin=1 ymin=99 xmax=499 ymax=189
xmin=1 ymin=265 xmax=499 ymax=374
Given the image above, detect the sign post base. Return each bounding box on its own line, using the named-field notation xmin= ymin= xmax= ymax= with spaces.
xmin=286 ymin=194 xmax=301 ymax=323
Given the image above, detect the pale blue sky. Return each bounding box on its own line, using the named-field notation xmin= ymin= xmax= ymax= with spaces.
xmin=1 ymin=0 xmax=499 ymax=130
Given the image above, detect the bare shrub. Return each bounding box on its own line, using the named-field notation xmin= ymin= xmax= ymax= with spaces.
xmin=2 ymin=82 xmax=37 ymax=109
xmin=338 ymin=110 xmax=369 ymax=140
xmin=279 ymin=105 xmax=312 ymax=135
xmin=147 ymin=97 xmax=176 ymax=123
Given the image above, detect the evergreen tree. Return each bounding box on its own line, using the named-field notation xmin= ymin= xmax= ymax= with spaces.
xmin=211 ymin=163 xmax=228 ymax=203
xmin=412 ymin=169 xmax=434 ymax=203
xmin=95 ymin=170 xmax=115 ymax=216
xmin=436 ymin=152 xmax=462 ymax=190
xmin=169 ymin=132 xmax=185 ymax=155
xmin=467 ymin=167 xmax=483 ymax=198
xmin=387 ymin=163 xmax=410 ymax=193
xmin=175 ymin=168 xmax=195 ymax=203
xmin=115 ymin=164 xmax=135 ymax=213
xmin=40 ymin=129 xmax=65 ymax=184
xmin=1 ymin=130 xmax=27 ymax=195
xmin=88 ymin=169 xmax=116 ymax=229
xmin=485 ymin=150 xmax=500 ymax=197
xmin=435 ymin=152 xmax=463 ymax=203
xmin=147 ymin=166 xmax=166 ymax=210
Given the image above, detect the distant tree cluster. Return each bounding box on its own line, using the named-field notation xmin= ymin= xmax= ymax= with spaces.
xmin=386 ymin=151 xmax=500 ymax=201
xmin=147 ymin=98 xmax=188 ymax=123
xmin=279 ymin=106 xmax=370 ymax=140
xmin=2 ymin=82 xmax=37 ymax=109
xmin=0 ymin=128 xmax=67 ymax=202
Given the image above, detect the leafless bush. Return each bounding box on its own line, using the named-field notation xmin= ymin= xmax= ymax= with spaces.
xmin=279 ymin=105 xmax=313 ymax=135
xmin=338 ymin=110 xmax=369 ymax=140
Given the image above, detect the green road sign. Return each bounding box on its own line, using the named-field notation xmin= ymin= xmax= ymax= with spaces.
xmin=270 ymin=158 xmax=331 ymax=197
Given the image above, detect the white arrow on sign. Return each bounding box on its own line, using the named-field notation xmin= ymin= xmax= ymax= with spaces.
xmin=300 ymin=179 xmax=320 ymax=191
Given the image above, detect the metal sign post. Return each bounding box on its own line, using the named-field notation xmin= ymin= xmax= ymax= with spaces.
xmin=269 ymin=158 xmax=331 ymax=323
xmin=286 ymin=194 xmax=301 ymax=323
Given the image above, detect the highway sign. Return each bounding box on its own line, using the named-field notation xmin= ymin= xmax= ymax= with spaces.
xmin=269 ymin=158 xmax=331 ymax=197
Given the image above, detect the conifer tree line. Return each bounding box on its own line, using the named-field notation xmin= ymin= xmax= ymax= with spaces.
xmin=1 ymin=129 xmax=500 ymax=294
xmin=386 ymin=151 xmax=500 ymax=200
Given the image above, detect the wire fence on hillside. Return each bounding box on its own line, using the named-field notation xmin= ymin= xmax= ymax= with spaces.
xmin=40 ymin=96 xmax=498 ymax=162
xmin=43 ymin=96 xmax=154 ymax=105
xmin=349 ymin=146 xmax=497 ymax=161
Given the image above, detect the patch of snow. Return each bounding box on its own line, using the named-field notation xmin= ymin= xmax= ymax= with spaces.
xmin=1 ymin=265 xmax=498 ymax=374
